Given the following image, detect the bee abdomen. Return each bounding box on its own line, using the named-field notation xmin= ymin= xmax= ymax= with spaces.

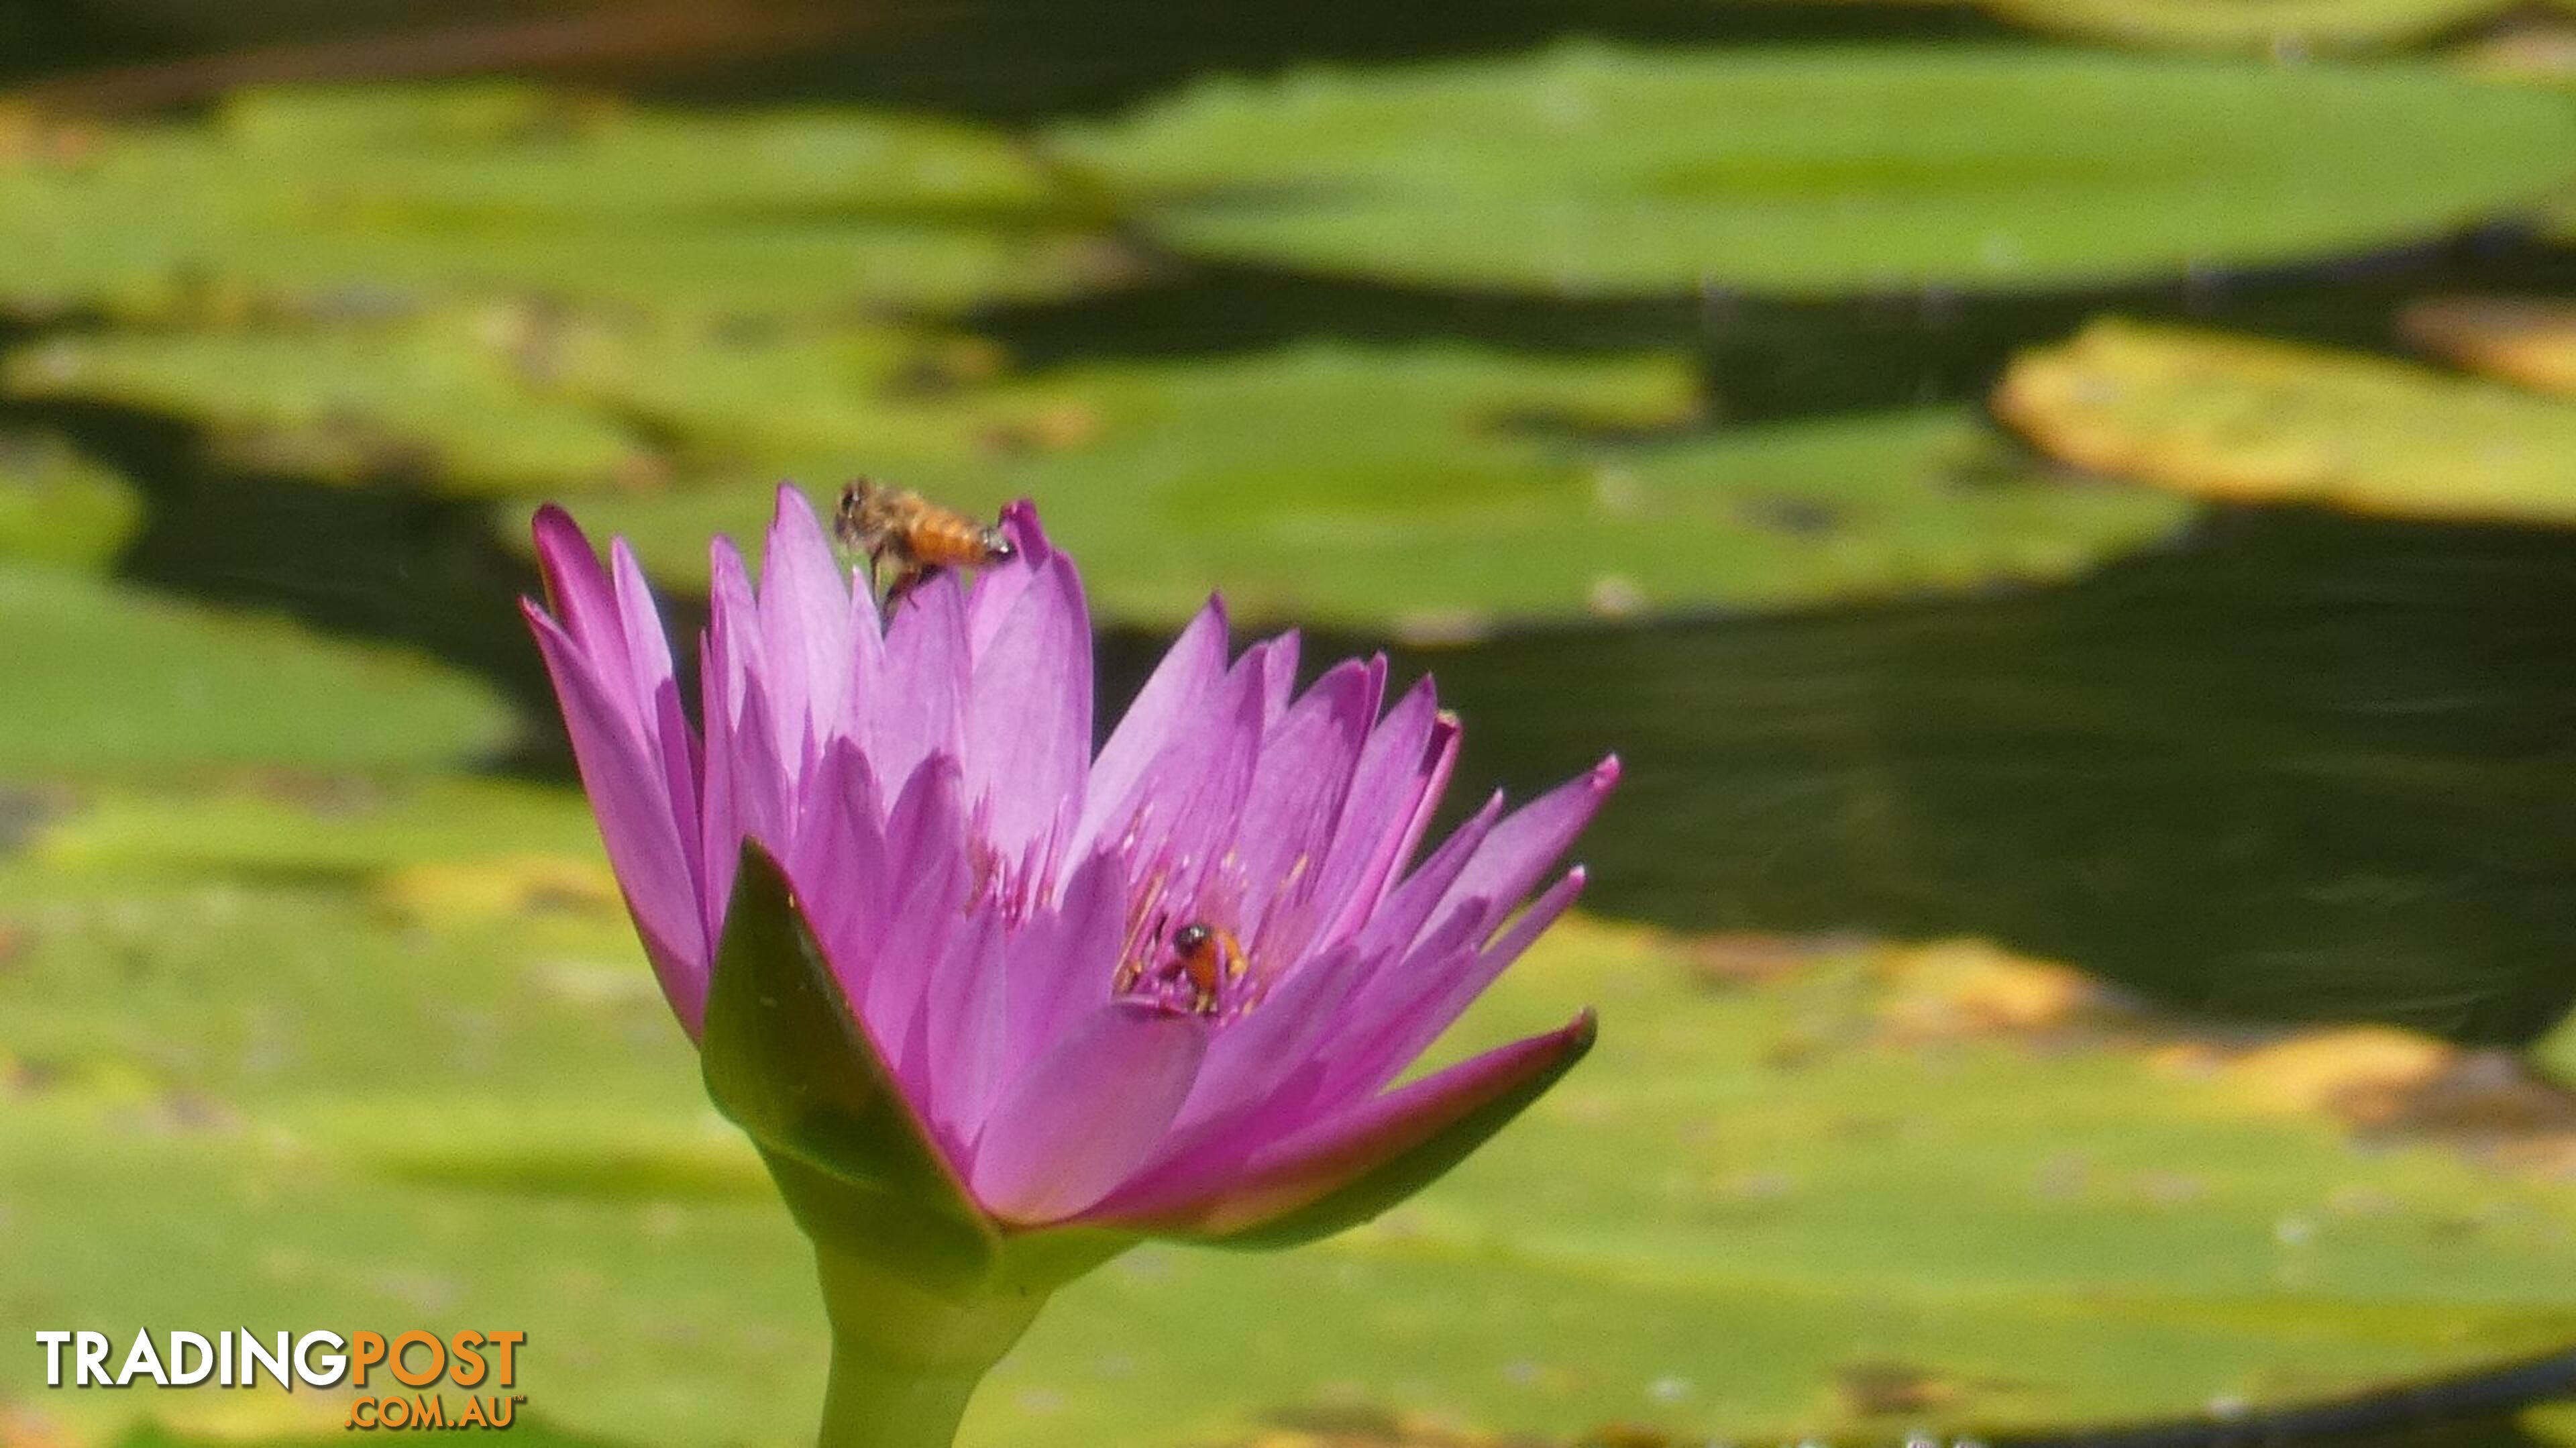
xmin=912 ymin=518 xmax=1014 ymax=568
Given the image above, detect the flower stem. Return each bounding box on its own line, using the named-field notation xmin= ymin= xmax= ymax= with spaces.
xmin=810 ymin=1245 xmax=1049 ymax=1448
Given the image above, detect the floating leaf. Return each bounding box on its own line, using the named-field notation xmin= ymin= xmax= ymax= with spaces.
xmin=0 ymin=566 xmax=515 ymax=776
xmin=1054 ymin=44 xmax=2576 ymax=297
xmin=5 ymin=309 xmax=653 ymax=495
xmin=1978 ymin=0 xmax=2510 ymax=54
xmin=2400 ymin=294 xmax=2576 ymax=397
xmin=0 ymin=83 xmax=1129 ymax=322
xmin=30 ymin=774 xmax=604 ymax=878
xmin=0 ymin=432 xmax=142 ymax=570
xmin=1 ymin=308 xmax=1042 ymax=497
xmin=1996 ymin=317 xmax=2576 ymax=522
xmin=521 ymin=346 xmax=2190 ymax=630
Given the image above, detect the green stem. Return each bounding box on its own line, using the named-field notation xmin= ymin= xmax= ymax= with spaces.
xmin=810 ymin=1244 xmax=1050 ymax=1448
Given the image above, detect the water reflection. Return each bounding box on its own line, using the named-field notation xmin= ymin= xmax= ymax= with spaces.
xmin=1270 ymin=507 xmax=2576 ymax=1045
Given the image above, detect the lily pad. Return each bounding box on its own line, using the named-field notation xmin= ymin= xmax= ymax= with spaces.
xmin=0 ymin=565 xmax=515 ymax=776
xmin=1978 ymin=0 xmax=2511 ymax=54
xmin=9 ymin=800 xmax=2576 ymax=1447
xmin=2400 ymin=295 xmax=2576 ymax=397
xmin=4 ymin=310 xmax=655 ymax=496
xmin=1995 ymin=317 xmax=2576 ymax=523
xmin=0 ymin=432 xmax=142 ymax=569
xmin=521 ymin=346 xmax=2192 ymax=632
xmin=1053 ymin=43 xmax=2576 ymax=297
xmin=0 ymin=83 xmax=1129 ymax=322
xmin=2 ymin=308 xmax=1046 ymax=497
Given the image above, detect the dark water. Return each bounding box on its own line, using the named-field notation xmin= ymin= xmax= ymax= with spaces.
xmin=1339 ymin=506 xmax=2576 ymax=1047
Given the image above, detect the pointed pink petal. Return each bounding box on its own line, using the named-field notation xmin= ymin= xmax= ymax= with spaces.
xmin=965 ymin=500 xmax=1051 ymax=655
xmin=922 ymin=904 xmax=1012 ymax=1155
xmin=859 ymin=756 xmax=972 ymax=1095
xmin=965 ymin=529 xmax=1091 ymax=862
xmin=1323 ymin=867 xmax=1588 ymax=1102
xmin=1096 ymin=1013 xmax=1595 ymax=1239
xmin=755 ymin=486 xmax=854 ymax=764
xmin=1308 ymin=682 xmax=1456 ymax=950
xmin=529 ymin=505 xmax=635 ymax=705
xmin=872 ymin=572 xmax=969 ymax=789
xmin=1231 ymin=659 xmax=1379 ymax=951
xmin=1436 ymin=756 xmax=1619 ymax=941
xmin=969 ymin=1003 xmax=1208 ymax=1225
xmin=1346 ymin=789 xmax=1505 ymax=962
xmin=695 ymin=621 xmax=741 ymax=931
xmin=525 ymin=602 xmax=708 ymax=1028
xmin=1000 ymin=847 xmax=1126 ymax=1068
xmin=606 ymin=537 xmax=703 ymax=916
xmin=1077 ymin=597 xmax=1227 ymax=854
xmin=784 ymin=737 xmax=887 ymax=1000
xmin=1254 ymin=629 xmax=1301 ymax=725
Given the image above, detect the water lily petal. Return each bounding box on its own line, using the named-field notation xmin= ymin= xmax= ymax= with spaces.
xmin=965 ymin=509 xmax=1091 ymax=864
xmin=784 ymin=737 xmax=887 ymax=1003
xmin=525 ymin=602 xmax=707 ymax=1027
xmin=965 ymin=500 xmax=1050 ymax=655
xmin=530 ymin=505 xmax=638 ymax=711
xmin=1233 ymin=658 xmax=1380 ymax=954
xmin=1308 ymin=681 xmax=1457 ymax=950
xmin=608 ymin=538 xmax=700 ymax=894
xmin=922 ymin=904 xmax=1012 ymax=1155
xmin=1101 ymin=1013 xmax=1595 ymax=1241
xmin=873 ymin=571 xmax=969 ymax=790
xmin=1324 ymin=868 xmax=1587 ymax=1102
xmin=1001 ymin=847 xmax=1126 ymax=1069
xmin=970 ymin=1003 xmax=1209 ymax=1225
xmin=859 ymin=756 xmax=973 ymax=1096
xmin=755 ymin=486 xmax=854 ymax=766
xmin=1077 ymin=596 xmax=1227 ymax=854
xmin=1437 ymin=756 xmax=1619 ymax=941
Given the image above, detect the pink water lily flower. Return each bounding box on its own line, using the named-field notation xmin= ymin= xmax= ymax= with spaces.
xmin=523 ymin=487 xmax=1607 ymax=1238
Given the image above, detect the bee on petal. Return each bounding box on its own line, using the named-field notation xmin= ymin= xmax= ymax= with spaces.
xmin=833 ymin=478 xmax=1016 ymax=609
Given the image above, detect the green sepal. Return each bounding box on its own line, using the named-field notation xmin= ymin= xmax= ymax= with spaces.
xmin=699 ymin=841 xmax=1000 ymax=1293
xmin=1204 ymin=1011 xmax=1597 ymax=1251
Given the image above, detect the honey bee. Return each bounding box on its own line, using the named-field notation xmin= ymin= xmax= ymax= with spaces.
xmin=832 ymin=478 xmax=1016 ymax=607
xmin=1168 ymin=922 xmax=1247 ymax=1014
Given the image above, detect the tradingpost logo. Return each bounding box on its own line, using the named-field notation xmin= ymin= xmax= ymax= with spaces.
xmin=35 ymin=1330 xmax=528 ymax=1431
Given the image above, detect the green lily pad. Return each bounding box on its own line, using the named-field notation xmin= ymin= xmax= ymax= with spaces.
xmin=5 ymin=310 xmax=654 ymax=496
xmin=1 ymin=309 xmax=1046 ymax=496
xmin=1053 ymin=43 xmax=2576 ymax=297
xmin=1996 ymin=317 xmax=2576 ymax=523
xmin=8 ymin=792 xmax=2576 ymax=1447
xmin=1979 ymin=0 xmax=2511 ymax=54
xmin=0 ymin=565 xmax=515 ymax=776
xmin=0 ymin=432 xmax=142 ymax=570
xmin=0 ymin=83 xmax=1129 ymax=323
xmin=524 ymin=346 xmax=2190 ymax=631
xmin=28 ymin=774 xmax=605 ymax=879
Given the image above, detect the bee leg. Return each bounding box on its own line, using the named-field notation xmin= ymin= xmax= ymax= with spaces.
xmin=883 ymin=563 xmax=945 ymax=613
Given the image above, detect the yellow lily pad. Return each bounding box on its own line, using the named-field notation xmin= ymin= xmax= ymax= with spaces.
xmin=2400 ymin=295 xmax=2576 ymax=397
xmin=1994 ymin=317 xmax=2576 ymax=522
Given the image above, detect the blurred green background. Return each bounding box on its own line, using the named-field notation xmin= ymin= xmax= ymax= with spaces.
xmin=13 ymin=3 xmax=2576 ymax=1446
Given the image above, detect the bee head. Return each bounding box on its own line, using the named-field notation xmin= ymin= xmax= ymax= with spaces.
xmin=983 ymin=527 xmax=1018 ymax=563
xmin=1171 ymin=923 xmax=1212 ymax=955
